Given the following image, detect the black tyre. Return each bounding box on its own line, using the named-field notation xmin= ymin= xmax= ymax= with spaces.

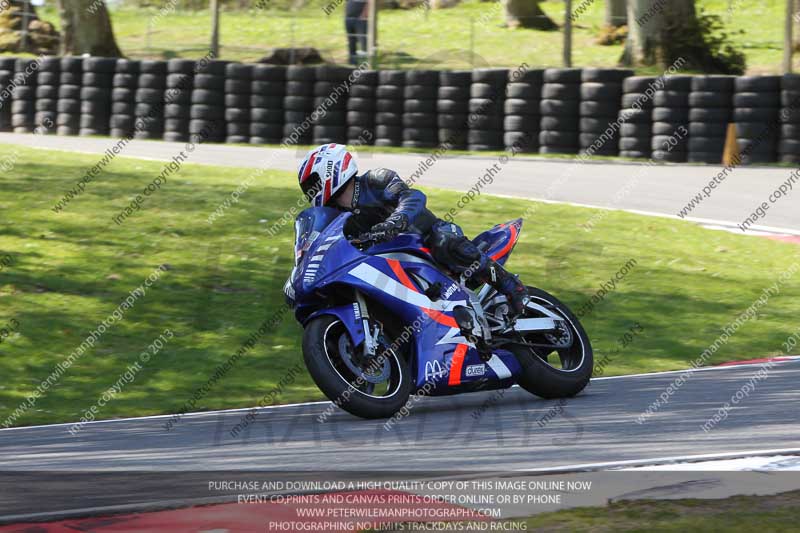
xmin=508 ymin=287 xmax=593 ymax=399
xmin=303 ymin=314 xmax=412 ymax=419
xmin=506 ymin=83 xmax=540 ymax=99
xmin=580 ymin=82 xmax=622 ymax=101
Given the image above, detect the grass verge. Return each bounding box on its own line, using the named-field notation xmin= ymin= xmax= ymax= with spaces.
xmin=0 ymin=143 xmax=798 ymax=427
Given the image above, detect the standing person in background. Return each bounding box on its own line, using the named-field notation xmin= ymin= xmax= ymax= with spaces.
xmin=345 ymin=0 xmax=368 ymax=65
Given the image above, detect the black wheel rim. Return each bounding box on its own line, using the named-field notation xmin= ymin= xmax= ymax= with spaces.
xmin=517 ymin=294 xmax=587 ymax=374
xmin=322 ymin=320 xmax=404 ymax=399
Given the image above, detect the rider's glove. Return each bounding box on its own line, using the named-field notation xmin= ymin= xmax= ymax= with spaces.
xmin=363 ymin=213 xmax=409 ymax=243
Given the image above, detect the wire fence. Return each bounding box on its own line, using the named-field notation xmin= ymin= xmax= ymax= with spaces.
xmin=37 ymin=0 xmax=793 ymax=72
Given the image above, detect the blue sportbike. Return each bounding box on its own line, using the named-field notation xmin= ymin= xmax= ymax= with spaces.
xmin=284 ymin=207 xmax=593 ymax=419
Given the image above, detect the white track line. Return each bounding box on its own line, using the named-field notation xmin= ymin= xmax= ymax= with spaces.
xmin=2 ymin=356 xmax=798 ymax=433
xmin=520 ymin=448 xmax=800 ymax=474
xmin=491 ymin=192 xmax=800 ymax=237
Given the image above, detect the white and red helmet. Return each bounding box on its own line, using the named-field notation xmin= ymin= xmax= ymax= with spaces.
xmin=298 ymin=143 xmax=358 ymax=207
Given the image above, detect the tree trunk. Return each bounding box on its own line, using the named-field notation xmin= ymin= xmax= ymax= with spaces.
xmin=605 ymin=0 xmax=627 ymax=28
xmin=622 ymin=0 xmax=711 ymax=69
xmin=794 ymin=0 xmax=800 ymax=52
xmin=502 ymin=0 xmax=558 ymax=30
xmin=56 ymin=0 xmax=121 ymax=56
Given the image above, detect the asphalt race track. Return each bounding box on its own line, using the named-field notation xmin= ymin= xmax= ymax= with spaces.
xmin=2 ymin=360 xmax=798 ymax=473
xmin=1 ymin=133 xmax=798 ymax=232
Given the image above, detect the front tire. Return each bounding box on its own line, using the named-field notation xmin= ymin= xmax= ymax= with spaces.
xmin=510 ymin=287 xmax=593 ymax=399
xmin=302 ymin=315 xmax=412 ymax=419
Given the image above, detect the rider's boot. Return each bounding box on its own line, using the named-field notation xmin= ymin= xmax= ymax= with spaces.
xmin=477 ymin=259 xmax=529 ymax=317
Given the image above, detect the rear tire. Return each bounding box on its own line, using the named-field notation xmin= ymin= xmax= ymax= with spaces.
xmin=303 ymin=315 xmax=412 ymax=419
xmin=511 ymin=287 xmax=593 ymax=399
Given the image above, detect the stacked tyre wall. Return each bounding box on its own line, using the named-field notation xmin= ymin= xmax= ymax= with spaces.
xmin=504 ymin=69 xmax=542 ymax=153
xmin=374 ymin=70 xmax=404 ymax=147
xmin=164 ymin=59 xmax=195 ymax=142
xmin=12 ymin=58 xmax=39 ymax=133
xmin=1 ymin=55 xmax=798 ymax=164
xmin=469 ymin=69 xmax=507 ymax=151
xmin=57 ymin=57 xmax=81 ymax=136
xmin=191 ymin=60 xmax=227 ymax=143
xmin=780 ymin=75 xmax=800 ymax=164
xmin=34 ymin=57 xmax=58 ymax=133
xmin=80 ymin=58 xmax=116 ymax=137
xmin=403 ymin=70 xmax=438 ymax=149
xmin=225 ymin=62 xmax=252 ymax=144
xmin=734 ymin=76 xmax=780 ymax=165
xmin=346 ymin=69 xmax=376 ymax=146
xmin=313 ymin=66 xmax=351 ymax=145
xmin=136 ymin=60 xmax=166 ymax=140
xmin=250 ymin=64 xmax=285 ymax=145
xmin=652 ymin=76 xmax=691 ymax=162
xmin=618 ymin=76 xmax=655 ymax=159
xmin=580 ymin=68 xmax=632 ymax=157
xmin=688 ymin=76 xmax=734 ymax=163
xmin=540 ymin=68 xmax=582 ymax=154
xmin=0 ymin=58 xmax=13 ymax=131
xmin=438 ymin=70 xmax=471 ymax=150
xmin=283 ymin=66 xmax=315 ymax=145
xmin=111 ymin=59 xmax=139 ymax=138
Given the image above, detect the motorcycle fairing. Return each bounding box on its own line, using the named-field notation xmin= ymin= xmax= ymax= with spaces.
xmin=292 ymin=208 xmax=523 ymax=395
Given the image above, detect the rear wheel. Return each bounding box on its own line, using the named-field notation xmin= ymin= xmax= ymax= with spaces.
xmin=302 ymin=315 xmax=412 ymax=419
xmin=509 ymin=287 xmax=593 ymax=399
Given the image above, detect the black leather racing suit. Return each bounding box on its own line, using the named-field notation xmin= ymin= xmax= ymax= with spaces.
xmin=342 ymin=169 xmax=526 ymax=308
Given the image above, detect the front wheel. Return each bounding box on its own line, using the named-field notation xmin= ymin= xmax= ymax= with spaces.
xmin=509 ymin=287 xmax=593 ymax=399
xmin=302 ymin=315 xmax=412 ymax=419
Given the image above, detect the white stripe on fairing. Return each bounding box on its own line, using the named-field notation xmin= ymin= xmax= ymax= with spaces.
xmin=486 ymin=355 xmax=512 ymax=379
xmin=347 ymin=263 xmax=465 ymax=312
xmin=435 ymin=327 xmax=470 ymax=346
xmin=375 ymin=252 xmax=436 ymax=267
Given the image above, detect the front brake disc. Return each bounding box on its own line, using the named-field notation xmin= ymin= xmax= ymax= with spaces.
xmin=338 ymin=335 xmax=390 ymax=384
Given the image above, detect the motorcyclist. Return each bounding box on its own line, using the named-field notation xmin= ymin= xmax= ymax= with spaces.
xmin=296 ymin=143 xmax=529 ymax=315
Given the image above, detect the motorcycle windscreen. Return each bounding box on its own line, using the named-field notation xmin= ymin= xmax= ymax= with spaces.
xmin=293 ymin=206 xmax=342 ymax=265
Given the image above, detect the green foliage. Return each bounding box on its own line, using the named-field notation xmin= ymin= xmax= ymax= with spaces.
xmin=662 ymin=7 xmax=747 ymax=74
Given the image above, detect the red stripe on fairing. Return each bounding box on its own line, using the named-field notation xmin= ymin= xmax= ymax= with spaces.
xmin=448 ymin=344 xmax=468 ymax=385
xmin=386 ymin=259 xmax=458 ymax=328
xmin=300 ymin=151 xmax=318 ymax=182
xmin=491 ymin=224 xmax=518 ymax=261
xmin=419 ymin=247 xmax=431 ymax=254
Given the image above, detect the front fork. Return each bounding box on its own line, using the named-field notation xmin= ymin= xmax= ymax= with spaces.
xmin=355 ymin=289 xmax=380 ymax=358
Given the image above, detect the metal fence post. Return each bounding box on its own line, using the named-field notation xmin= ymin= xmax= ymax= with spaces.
xmin=210 ymin=0 xmax=220 ymax=57
xmin=367 ymin=0 xmax=378 ymax=69
xmin=785 ymin=0 xmax=794 ymax=73
xmin=563 ymin=0 xmax=573 ymax=68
